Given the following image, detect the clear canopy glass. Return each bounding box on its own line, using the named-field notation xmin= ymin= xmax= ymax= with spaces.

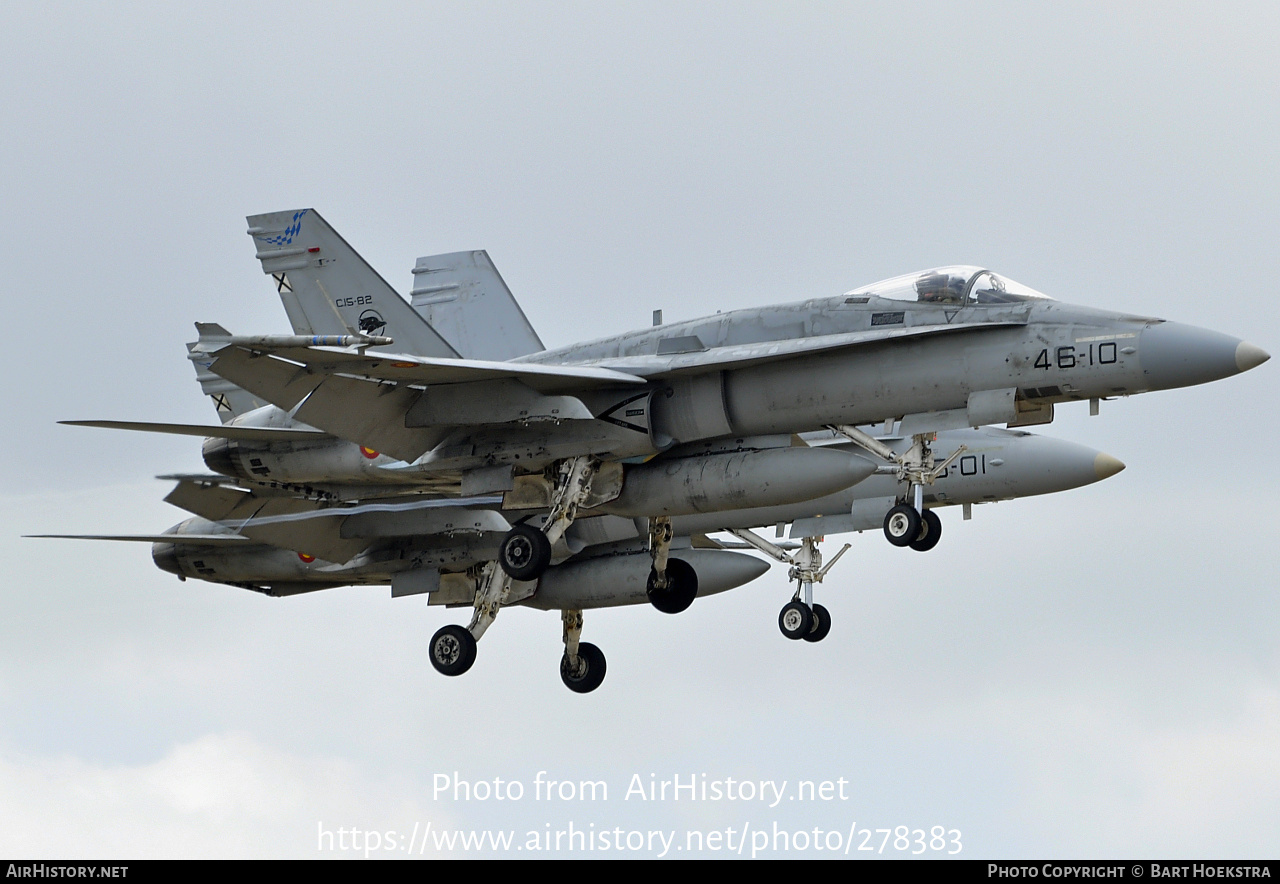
xmin=845 ymin=266 xmax=1052 ymax=305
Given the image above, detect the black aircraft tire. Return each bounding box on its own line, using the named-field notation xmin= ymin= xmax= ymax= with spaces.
xmin=909 ymin=509 xmax=943 ymax=552
xmin=429 ymin=625 xmax=477 ymax=677
xmin=646 ymin=558 xmax=698 ymax=614
xmin=498 ymin=524 xmax=553 ymax=580
xmin=560 ymin=642 xmax=607 ymax=693
xmin=802 ymin=603 xmax=832 ymax=643
xmin=778 ymin=601 xmax=813 ymax=640
xmin=883 ymin=504 xmax=922 ymax=547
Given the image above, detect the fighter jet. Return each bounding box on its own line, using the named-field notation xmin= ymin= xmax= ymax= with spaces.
xmin=38 ymin=423 xmax=1123 ymax=692
xmin=198 ymin=211 xmax=1265 ymax=573
xmin=47 ymin=208 xmax=1266 ymax=691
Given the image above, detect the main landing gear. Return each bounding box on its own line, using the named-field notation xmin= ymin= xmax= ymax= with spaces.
xmin=497 ymin=456 xmax=599 ymax=581
xmin=497 ymin=523 xmax=551 ymax=581
xmin=828 ymin=424 xmax=962 ymax=553
xmin=428 ymin=559 xmax=516 ymax=679
xmin=645 ymin=516 xmax=698 ymax=614
xmin=727 ymin=530 xmax=849 ymax=644
xmin=427 ymin=561 xmax=610 ymax=694
xmin=559 ymin=609 xmax=606 ymax=693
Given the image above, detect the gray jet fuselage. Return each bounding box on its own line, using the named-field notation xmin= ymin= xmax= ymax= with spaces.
xmin=194 ymin=265 xmax=1266 ymax=488
xmin=529 ymin=293 xmax=1254 ymax=449
xmin=151 ymin=425 xmax=1116 ymax=599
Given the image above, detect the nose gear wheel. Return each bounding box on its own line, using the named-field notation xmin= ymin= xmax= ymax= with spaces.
xmin=779 ymin=601 xmax=813 ymax=640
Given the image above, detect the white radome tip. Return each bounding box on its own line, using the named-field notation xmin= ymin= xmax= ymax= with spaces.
xmin=1094 ymin=453 xmax=1126 ymax=480
xmin=1235 ymin=341 xmax=1271 ymax=373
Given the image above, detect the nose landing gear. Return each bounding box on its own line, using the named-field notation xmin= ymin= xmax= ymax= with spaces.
xmin=827 ymin=424 xmax=960 ymax=552
xmin=727 ymin=529 xmax=849 ymax=644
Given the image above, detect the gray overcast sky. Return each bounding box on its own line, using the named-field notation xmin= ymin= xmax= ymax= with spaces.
xmin=1 ymin=1 xmax=1277 ymax=858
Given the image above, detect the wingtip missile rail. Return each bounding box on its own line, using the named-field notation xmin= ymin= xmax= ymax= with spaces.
xmin=209 ymin=333 xmax=395 ymax=350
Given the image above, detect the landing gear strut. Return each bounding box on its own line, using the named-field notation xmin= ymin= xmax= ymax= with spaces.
xmin=428 ymin=559 xmax=522 ymax=678
xmin=646 ymin=516 xmax=698 ymax=613
xmin=497 ymin=456 xmax=599 ymax=580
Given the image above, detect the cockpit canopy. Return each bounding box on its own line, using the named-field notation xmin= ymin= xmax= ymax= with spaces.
xmin=845 ymin=265 xmax=1052 ymax=305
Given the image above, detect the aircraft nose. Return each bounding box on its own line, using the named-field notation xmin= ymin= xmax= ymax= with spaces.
xmin=1236 ymin=341 xmax=1271 ymax=373
xmin=1000 ymin=434 xmax=1124 ymax=496
xmin=151 ymin=541 xmax=181 ymax=576
xmin=1139 ymin=321 xmax=1270 ymax=391
xmin=1093 ymin=452 xmax=1126 ymax=481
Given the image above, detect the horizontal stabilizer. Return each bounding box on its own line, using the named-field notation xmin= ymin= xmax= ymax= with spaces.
xmin=164 ymin=481 xmax=367 ymax=563
xmin=164 ymin=481 xmax=508 ymax=562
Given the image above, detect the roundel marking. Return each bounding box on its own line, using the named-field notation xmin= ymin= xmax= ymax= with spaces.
xmin=298 ymin=553 xmax=316 ymax=563
xmin=360 ymin=447 xmax=379 ymax=459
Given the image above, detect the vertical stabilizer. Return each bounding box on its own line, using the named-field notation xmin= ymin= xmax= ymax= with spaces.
xmin=246 ymin=210 xmax=459 ymax=358
xmin=410 ymin=251 xmax=544 ymax=360
xmin=187 ymin=324 xmax=267 ymax=421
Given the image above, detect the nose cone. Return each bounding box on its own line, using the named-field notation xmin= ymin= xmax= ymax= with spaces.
xmin=1236 ymin=341 xmax=1271 ymax=373
xmin=151 ymin=541 xmax=181 ymax=576
xmin=1093 ymin=452 xmax=1126 ymax=481
xmin=995 ymin=433 xmax=1125 ymax=497
xmin=1140 ymin=321 xmax=1269 ymax=391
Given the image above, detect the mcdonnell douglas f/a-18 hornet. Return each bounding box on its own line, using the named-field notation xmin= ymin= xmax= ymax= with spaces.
xmin=43 ymin=209 xmax=1269 ymax=692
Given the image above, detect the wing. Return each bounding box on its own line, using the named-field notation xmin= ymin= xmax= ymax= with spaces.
xmin=200 ymin=339 xmax=643 ymax=392
xmin=164 ymin=480 xmax=511 ymax=563
xmin=196 ymin=330 xmax=645 ymax=463
xmin=25 ymin=533 xmax=252 ymax=545
xmin=60 ymin=420 xmax=331 ymax=443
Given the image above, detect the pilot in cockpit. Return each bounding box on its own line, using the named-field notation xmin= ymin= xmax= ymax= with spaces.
xmin=914 ymin=271 xmax=965 ymax=304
